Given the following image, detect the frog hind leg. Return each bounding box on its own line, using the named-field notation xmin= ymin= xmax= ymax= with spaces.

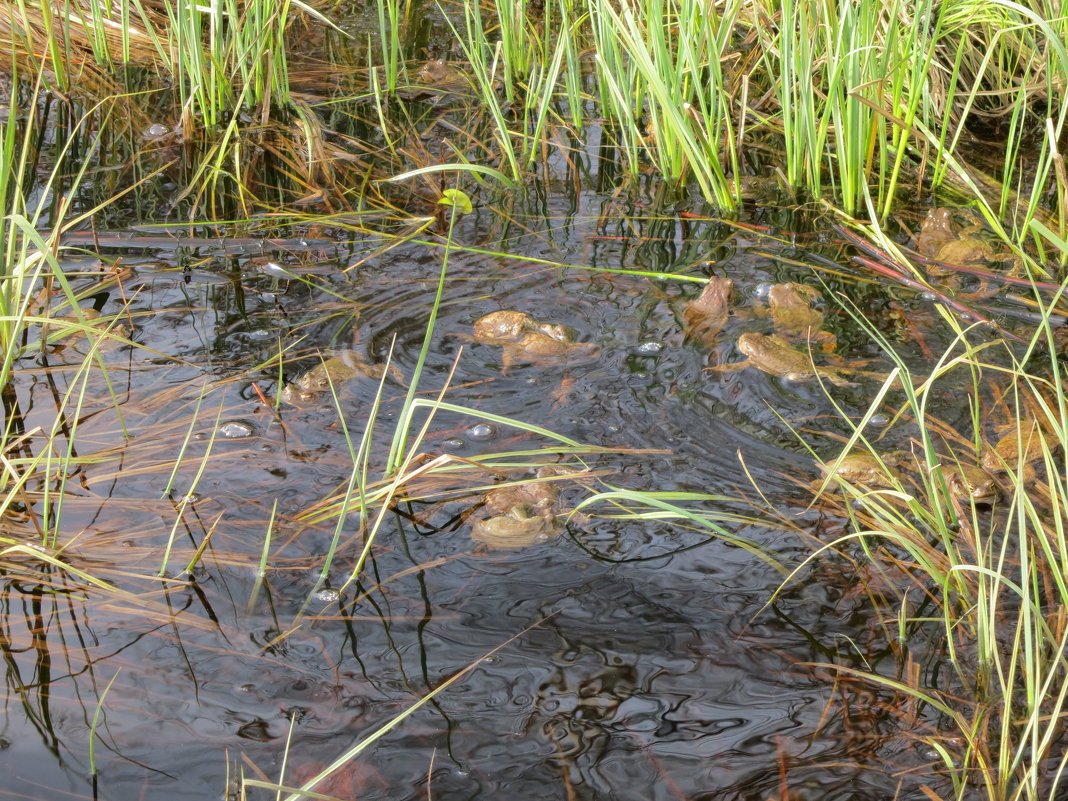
xmin=704 ymin=359 xmax=752 ymax=373
xmin=816 ymin=369 xmax=856 ymax=388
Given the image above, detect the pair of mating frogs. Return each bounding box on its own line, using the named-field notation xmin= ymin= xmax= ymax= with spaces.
xmin=915 ymin=207 xmax=1019 ymax=295
xmin=469 ymin=466 xmax=572 ymax=549
xmin=472 ymin=310 xmax=598 ymax=372
xmin=685 ymin=278 xmax=855 ymax=386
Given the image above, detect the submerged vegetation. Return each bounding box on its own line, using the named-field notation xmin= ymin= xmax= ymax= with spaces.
xmin=1 ymin=0 xmax=1067 ymax=800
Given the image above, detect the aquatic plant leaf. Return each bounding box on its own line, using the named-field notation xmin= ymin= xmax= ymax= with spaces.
xmin=438 ymin=189 xmax=473 ymax=214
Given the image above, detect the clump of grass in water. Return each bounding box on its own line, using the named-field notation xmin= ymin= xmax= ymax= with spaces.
xmin=8 ymin=0 xmax=1068 ymax=246
xmin=767 ymin=294 xmax=1068 ymax=799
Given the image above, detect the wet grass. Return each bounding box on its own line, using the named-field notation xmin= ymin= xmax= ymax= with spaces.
xmin=765 ymin=291 xmax=1068 ymax=799
xmin=3 ymin=0 xmax=1065 ymax=240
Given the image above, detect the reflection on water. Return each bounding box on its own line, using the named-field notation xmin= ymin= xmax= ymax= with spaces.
xmin=0 ymin=199 xmax=1016 ymax=801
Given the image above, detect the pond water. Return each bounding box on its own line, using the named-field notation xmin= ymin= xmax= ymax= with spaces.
xmin=2 ymin=185 xmax=1028 ymax=801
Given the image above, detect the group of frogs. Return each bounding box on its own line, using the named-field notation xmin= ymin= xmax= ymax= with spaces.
xmin=685 ymin=277 xmax=853 ymax=385
xmin=819 ymin=416 xmax=1060 ymax=506
xmin=689 ymin=204 xmax=1022 ymax=386
xmin=272 ymin=206 xmax=1034 ymax=541
xmin=819 ymin=450 xmax=1000 ymax=504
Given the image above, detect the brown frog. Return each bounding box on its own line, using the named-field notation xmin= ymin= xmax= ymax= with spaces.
xmin=940 ymin=462 xmax=1000 ymax=504
xmin=392 ymin=58 xmax=476 ymax=100
xmin=473 ymin=310 xmax=536 ymax=342
xmin=472 ymin=310 xmax=598 ymax=373
xmin=416 ymin=58 xmax=471 ymax=92
xmin=280 ymin=352 xmax=402 ymax=407
xmin=915 ymin=208 xmax=1016 ymax=296
xmin=916 ymin=208 xmax=962 ymax=259
xmin=681 ymin=277 xmax=733 ymax=346
xmin=470 ymin=505 xmax=562 ymax=548
xmin=981 ymin=419 xmax=1059 ymax=481
xmin=818 ymin=452 xmax=900 ymax=488
xmin=765 ymin=283 xmax=836 ymax=352
xmin=471 ymin=470 xmax=564 ymax=549
xmin=709 ymin=332 xmax=853 ymax=387
xmin=41 ymin=309 xmax=132 ymax=349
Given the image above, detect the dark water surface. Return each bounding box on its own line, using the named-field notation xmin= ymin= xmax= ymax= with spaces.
xmin=2 ymin=195 xmax=1010 ymax=800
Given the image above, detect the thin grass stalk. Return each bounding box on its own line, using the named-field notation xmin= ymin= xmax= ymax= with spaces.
xmin=875 ymin=0 xmax=927 ymax=221
xmin=156 ymin=390 xmax=210 ymax=574
xmin=493 ymin=0 xmax=533 ymax=102
xmin=302 ymin=345 xmax=397 ymax=610
xmin=557 ymin=0 xmax=584 ymax=133
xmin=524 ymin=29 xmax=570 ymax=167
xmin=246 ymin=499 xmax=278 ymax=613
xmin=375 ymin=0 xmax=402 ymax=94
xmin=87 ymin=668 xmax=122 ymax=775
xmin=386 ymin=200 xmax=461 ymax=472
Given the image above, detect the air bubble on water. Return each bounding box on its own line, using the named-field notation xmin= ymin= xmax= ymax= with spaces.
xmin=868 ymin=413 xmax=890 ymax=428
xmin=635 ymin=340 xmax=664 ymax=355
xmin=143 ymin=123 xmax=169 ymax=139
xmin=218 ymin=420 xmax=254 ymax=438
xmin=315 ymin=588 xmax=340 ymax=603
xmin=469 ymin=423 xmax=496 ymax=440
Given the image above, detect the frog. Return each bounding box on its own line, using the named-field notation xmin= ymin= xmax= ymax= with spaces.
xmin=472 ymin=310 xmax=599 ymax=373
xmin=681 ymin=276 xmax=733 ymax=346
xmin=416 ymin=58 xmax=472 ymax=92
xmin=280 ymin=352 xmax=402 ymax=407
xmin=471 ymin=470 xmax=564 ymax=549
xmin=470 ymin=504 xmax=562 ymax=548
xmin=391 ymin=58 xmax=474 ymax=100
xmin=482 ymin=473 xmax=559 ymax=514
xmin=41 ymin=309 xmax=132 ymax=349
xmin=501 ymin=332 xmax=599 ymax=372
xmin=915 ymin=208 xmax=961 ymax=259
xmin=940 ymin=462 xmax=1000 ymax=504
xmin=980 ymin=419 xmax=1059 ymax=482
xmin=765 ymin=282 xmax=837 ymax=352
xmin=708 ymin=332 xmax=854 ymax=387
xmin=472 ymin=310 xmax=538 ymax=343
xmin=914 ymin=208 xmax=1017 ymax=297
xmin=818 ymin=452 xmax=900 ymax=488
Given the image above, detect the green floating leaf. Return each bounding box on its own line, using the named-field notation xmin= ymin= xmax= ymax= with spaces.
xmin=438 ymin=188 xmax=473 ymax=214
